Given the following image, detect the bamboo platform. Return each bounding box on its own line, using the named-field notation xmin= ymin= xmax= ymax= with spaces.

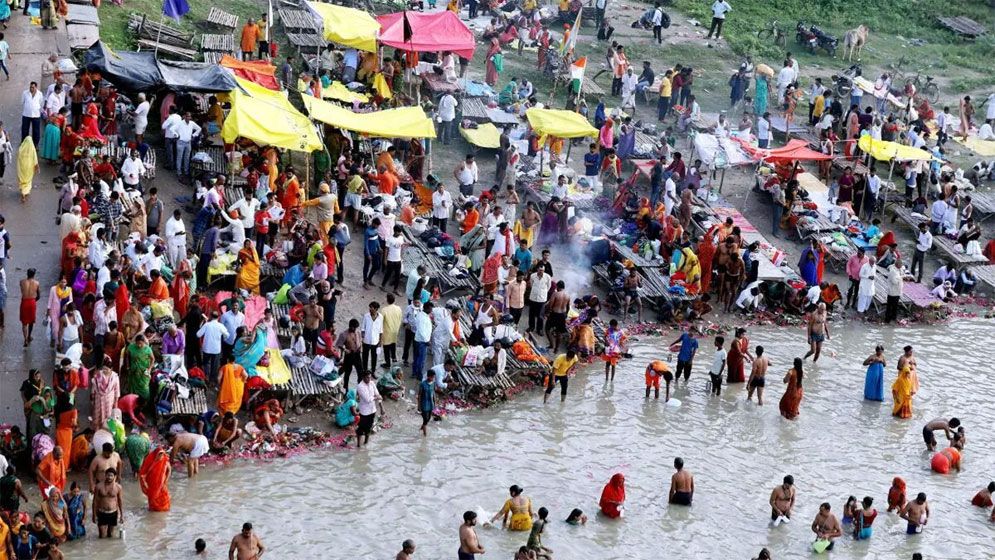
xmin=201 ymin=34 xmax=236 ymax=54
xmin=278 ymin=8 xmax=320 ymax=32
xmin=401 ymin=226 xmax=480 ymax=294
xmin=207 ymin=7 xmax=239 ymax=29
xmin=167 ymin=386 xmax=208 ymax=416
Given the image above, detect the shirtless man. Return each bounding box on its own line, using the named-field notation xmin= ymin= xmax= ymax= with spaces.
xmin=88 ymin=442 xmax=123 ymax=492
xmin=922 ymin=417 xmax=960 ymax=451
xmin=622 ymin=268 xmax=643 ymax=323
xmin=901 ymin=492 xmax=930 ymax=534
xmin=458 ymin=510 xmax=485 ymax=560
xmin=811 ymin=502 xmax=843 ymax=549
xmin=543 ymin=281 xmax=571 ymax=352
xmin=229 ymin=522 xmax=265 ymax=560
xmin=302 ymin=295 xmax=324 ymax=352
xmin=396 ymin=539 xmax=416 ymax=560
xmin=167 ymin=431 xmax=210 ymax=477
xmin=769 ymin=475 xmax=796 ymax=523
xmin=92 ymin=468 xmax=123 ymax=538
xmin=668 ymin=457 xmax=694 ymax=506
xmin=19 ymin=269 xmax=40 ymax=347
xmin=802 ymin=302 xmax=830 ymax=362
xmin=747 ymin=345 xmax=769 ymax=405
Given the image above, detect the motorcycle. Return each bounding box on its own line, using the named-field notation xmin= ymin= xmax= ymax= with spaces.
xmin=830 ymin=64 xmax=862 ymax=97
xmin=795 ymin=21 xmax=838 ymax=57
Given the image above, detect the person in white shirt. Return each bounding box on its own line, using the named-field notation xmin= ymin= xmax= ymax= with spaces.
xmin=430 ymin=305 xmax=459 ymax=369
xmin=381 ymin=226 xmax=406 ymax=292
xmin=776 ymin=61 xmax=794 ymax=104
xmin=453 ymin=154 xmax=479 ymax=196
xmin=120 ymin=150 xmax=145 ymax=191
xmin=651 ymin=4 xmax=664 ymax=44
xmin=705 ymin=0 xmax=731 ymax=39
xmin=621 ymin=66 xmax=639 ymax=107
xmin=708 ymin=336 xmax=726 ymax=395
xmin=735 ymin=281 xmax=762 ymax=312
xmin=910 ymin=222 xmax=932 ymax=283
xmin=21 ymin=81 xmax=44 ymax=145
xmin=220 ymin=209 xmax=246 ymax=249
xmin=526 ymin=268 xmax=552 ymax=333
xmin=130 ymin=93 xmax=150 ymax=144
xmin=979 ymin=119 xmax=995 ymax=141
xmin=196 ymin=311 xmax=230 ymax=383
xmin=431 ymin=183 xmax=452 ymax=231
xmin=757 ymin=111 xmax=772 ymax=148
xmin=361 ymin=301 xmax=384 ymax=373
xmin=664 ymin=173 xmax=678 ymax=216
xmin=45 ymin=84 xmax=64 ymax=116
xmin=929 ymin=195 xmax=948 ymax=234
xmin=229 ymin=192 xmax=260 ymax=239
xmin=437 ymin=92 xmax=458 ymax=145
xmin=484 ymin=206 xmax=504 ymax=246
xmin=354 ymin=371 xmax=383 ymax=448
xmin=161 ymin=106 xmax=182 ymax=169
xmin=167 ymin=112 xmax=201 ymax=177
xmin=165 ymin=209 xmax=188 ymax=266
xmin=863 ymin=169 xmax=880 ymax=220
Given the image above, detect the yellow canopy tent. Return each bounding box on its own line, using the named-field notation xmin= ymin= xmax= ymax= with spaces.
xmin=858 ymin=135 xmax=936 ymax=162
xmin=525 ymin=108 xmax=598 ymax=140
xmin=299 ymin=95 xmax=437 ymax=138
xmin=222 ymin=78 xmax=322 ymax=152
xmin=306 ymin=2 xmax=379 ymax=52
xmin=460 ymin=123 xmax=501 ymax=148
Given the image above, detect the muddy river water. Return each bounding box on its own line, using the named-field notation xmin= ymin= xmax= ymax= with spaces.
xmin=67 ymin=319 xmax=994 ymax=559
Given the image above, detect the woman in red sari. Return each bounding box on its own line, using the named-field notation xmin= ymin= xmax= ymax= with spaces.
xmin=599 ymin=473 xmax=626 ymax=518
xmin=485 ymin=38 xmax=501 ymax=87
xmin=170 ymin=264 xmax=192 ymax=319
xmin=876 ymin=231 xmax=897 ymax=259
xmin=79 ymin=102 xmax=105 ymax=143
xmin=60 ymin=231 xmax=83 ymax=281
xmin=138 ymin=447 xmax=172 ymax=511
xmin=726 ymin=327 xmax=750 ymax=384
xmin=479 ymin=253 xmax=502 ymax=296
xmin=697 ymin=229 xmax=716 ymax=293
xmin=779 ymin=358 xmax=804 ymax=420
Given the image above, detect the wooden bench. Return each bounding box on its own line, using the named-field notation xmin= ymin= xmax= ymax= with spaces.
xmin=891 ymin=206 xmax=988 ymax=266
xmin=207 ymin=7 xmax=239 ymax=29
xmin=278 ymin=8 xmax=321 ymax=33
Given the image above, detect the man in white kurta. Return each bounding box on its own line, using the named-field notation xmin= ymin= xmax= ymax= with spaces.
xmin=856 ymin=257 xmax=877 ymax=313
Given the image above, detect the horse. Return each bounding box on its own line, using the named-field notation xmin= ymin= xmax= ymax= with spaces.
xmin=842 ymin=25 xmax=869 ymax=62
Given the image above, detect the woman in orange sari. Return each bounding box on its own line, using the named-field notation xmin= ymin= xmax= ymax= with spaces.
xmin=78 ymin=102 xmax=105 ymax=143
xmin=54 ymin=406 xmax=77 ymax=472
xmin=697 ymin=230 xmax=716 ymax=293
xmin=138 ymin=447 xmax=172 ymax=511
xmin=778 ymin=358 xmax=804 ymax=420
xmin=170 ymin=261 xmax=192 ymax=318
xmin=235 ymin=240 xmax=261 ymax=295
xmin=599 ymin=473 xmax=626 ymax=519
xmin=891 ymin=366 xmax=914 ymax=419
xmin=41 ymin=488 xmax=68 ymax=543
xmin=279 ymin=169 xmax=303 ymax=225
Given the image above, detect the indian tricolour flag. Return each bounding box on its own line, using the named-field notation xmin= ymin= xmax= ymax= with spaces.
xmin=569 ymin=57 xmax=587 ymax=95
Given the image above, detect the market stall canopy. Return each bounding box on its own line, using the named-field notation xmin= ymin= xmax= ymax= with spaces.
xmin=460 ymin=123 xmax=501 ymax=148
xmin=84 ymin=41 xmax=161 ymax=92
xmin=322 ymin=81 xmax=369 ymax=103
xmin=157 ymin=60 xmax=237 ymax=93
xmin=306 ymin=2 xmax=379 ymax=52
xmin=736 ymin=138 xmax=832 ymax=163
xmin=377 ymin=11 xmax=475 ymax=59
xmin=222 ymin=78 xmax=322 ymax=152
xmin=300 ymin=95 xmax=436 ymax=139
xmin=525 ymin=108 xmax=598 ymax=139
xmin=858 ymin=135 xmax=936 ymax=162
xmin=219 ymin=55 xmax=280 ymax=90
xmin=693 ymin=133 xmax=753 ymax=167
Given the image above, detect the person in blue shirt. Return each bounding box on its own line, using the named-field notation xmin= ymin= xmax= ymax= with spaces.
xmin=514 ymin=239 xmax=533 ymax=274
xmin=362 ymin=218 xmax=382 ymax=289
xmin=670 ymin=329 xmax=699 ymax=381
xmin=583 ymin=143 xmax=602 ymax=185
xmin=418 ymin=369 xmax=437 ymax=436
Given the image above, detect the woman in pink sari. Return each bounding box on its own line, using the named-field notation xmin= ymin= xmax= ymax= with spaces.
xmin=47 ymin=277 xmax=73 ymax=347
xmin=90 ymin=366 xmax=120 ymax=430
xmin=485 ymin=38 xmax=502 ymax=86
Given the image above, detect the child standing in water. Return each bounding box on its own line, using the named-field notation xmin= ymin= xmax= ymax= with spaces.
xmin=602 ymin=319 xmax=627 ymax=382
xmin=708 ymin=336 xmax=726 ymax=396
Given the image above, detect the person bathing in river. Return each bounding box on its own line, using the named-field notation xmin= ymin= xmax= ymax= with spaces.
xmin=887 ymin=477 xmax=907 ymax=513
xmin=645 ymin=360 xmax=672 ymax=401
xmin=668 ymin=457 xmax=694 ymax=506
xmin=900 ymin=492 xmax=930 ymax=535
xmin=599 ymin=473 xmax=626 ymax=518
xmin=802 ymin=302 xmax=829 ymax=362
xmin=811 ymin=502 xmax=843 ymax=550
xmin=922 ymin=417 xmax=960 ymax=452
xmin=746 ymin=345 xmax=769 ymax=405
xmin=459 ymin=511 xmax=485 ymax=560
xmin=769 ymin=475 xmax=795 ymax=523
xmin=490 ymin=485 xmax=533 ymax=531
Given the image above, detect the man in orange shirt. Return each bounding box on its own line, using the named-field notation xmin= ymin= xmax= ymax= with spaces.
xmin=461 ymin=202 xmax=480 ymax=234
xmin=375 ymin=165 xmax=399 ymax=196
xmin=147 ymin=269 xmax=170 ymax=302
xmin=240 ymin=19 xmax=260 ymax=61
xmin=611 ymin=45 xmax=629 ymax=96
xmin=36 ymin=446 xmax=67 ymax=495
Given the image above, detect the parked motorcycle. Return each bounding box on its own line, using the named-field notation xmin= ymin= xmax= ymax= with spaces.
xmin=795 ymin=21 xmax=838 ymax=57
xmin=830 ymin=64 xmax=862 ymax=97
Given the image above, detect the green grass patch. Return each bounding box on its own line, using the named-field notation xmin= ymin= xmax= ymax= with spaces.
xmin=671 ymin=0 xmax=995 ymax=74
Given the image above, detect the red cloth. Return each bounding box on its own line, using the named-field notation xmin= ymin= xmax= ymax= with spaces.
xmin=599 ymin=473 xmax=626 ymax=518
xmin=115 ymin=283 xmax=131 ymax=320
xmin=734 ymin=138 xmax=833 ymax=163
xmin=876 ymin=232 xmax=897 ymax=258
xmin=138 ymin=448 xmax=172 ymax=511
xmin=697 ymin=232 xmax=716 ymax=293
xmin=984 ymin=239 xmax=995 ymax=264
xmin=219 ymin=55 xmax=280 ymax=90
xmin=19 ymin=298 xmax=37 ymax=325
xmin=971 ymin=491 xmax=994 ymax=508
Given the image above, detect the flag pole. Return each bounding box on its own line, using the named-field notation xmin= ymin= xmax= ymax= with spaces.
xmin=154 ymin=11 xmax=165 ymax=56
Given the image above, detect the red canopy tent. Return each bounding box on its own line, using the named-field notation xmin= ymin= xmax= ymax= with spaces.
xmin=376 ymin=11 xmax=476 ymax=59
xmin=219 ymin=55 xmax=280 ymax=91
xmin=735 ymin=138 xmax=832 ymax=163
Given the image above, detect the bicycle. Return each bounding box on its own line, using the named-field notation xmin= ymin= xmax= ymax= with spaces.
xmin=757 ymin=20 xmax=786 ymax=47
xmin=909 ymin=71 xmax=940 ymax=104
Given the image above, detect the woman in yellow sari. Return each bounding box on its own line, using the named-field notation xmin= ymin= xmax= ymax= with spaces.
xmin=41 ymin=488 xmax=68 ymax=543
xmin=891 ymin=366 xmax=914 ymax=419
xmin=235 ymin=240 xmax=261 ymax=295
xmin=490 ymin=485 xmax=533 ymax=531
xmin=17 ymin=137 xmax=39 ymax=203
xmin=679 ymin=246 xmax=701 ymax=291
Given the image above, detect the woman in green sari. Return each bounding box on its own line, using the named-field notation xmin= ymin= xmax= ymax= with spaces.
xmin=122 ymin=334 xmax=155 ymax=400
xmin=753 ymin=75 xmax=770 ymax=117
xmin=21 ymin=369 xmax=53 ymax=441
